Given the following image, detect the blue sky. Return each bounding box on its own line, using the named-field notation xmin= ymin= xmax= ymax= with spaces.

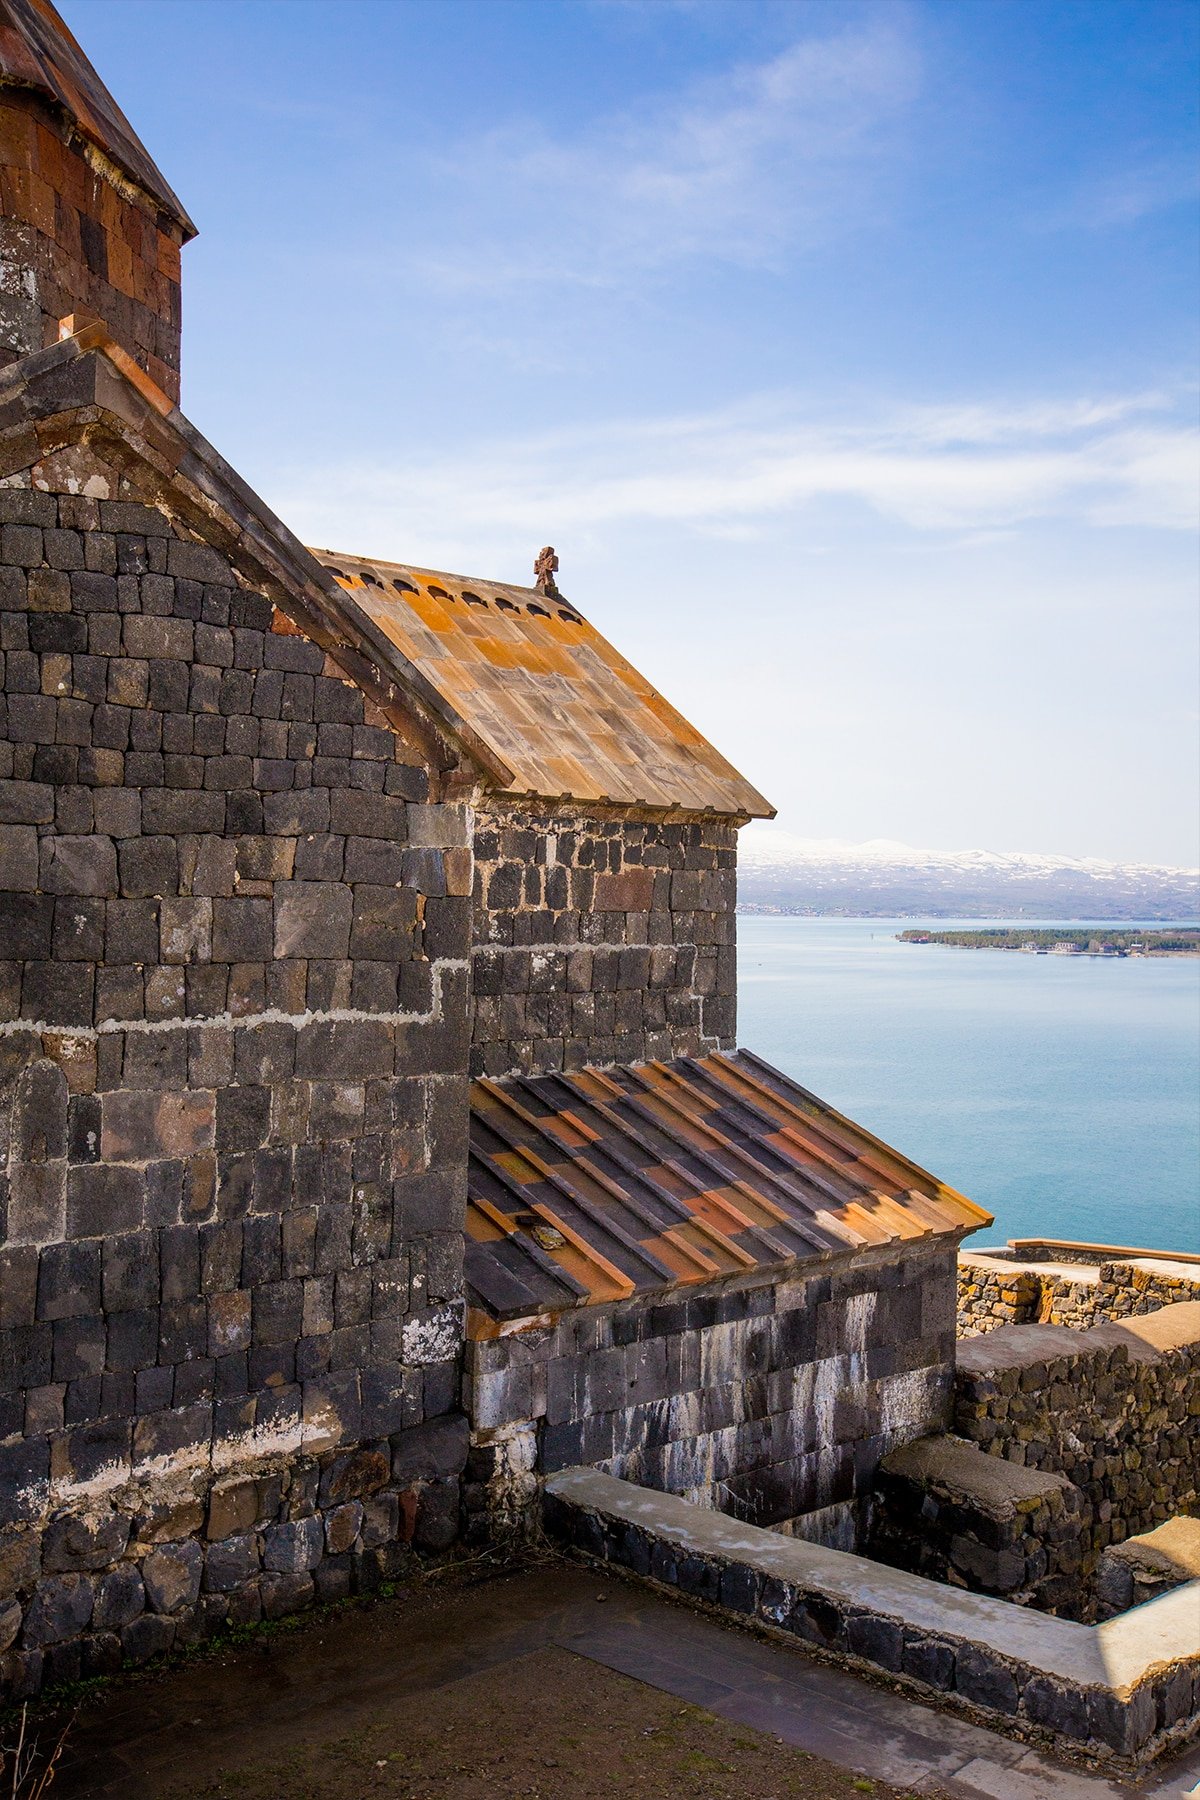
xmin=66 ymin=0 xmax=1200 ymax=865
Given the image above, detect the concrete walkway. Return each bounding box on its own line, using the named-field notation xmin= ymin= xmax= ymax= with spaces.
xmin=51 ymin=1561 xmax=1200 ymax=1800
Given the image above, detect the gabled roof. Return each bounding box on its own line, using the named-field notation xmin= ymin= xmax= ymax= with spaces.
xmin=0 ymin=0 xmax=195 ymax=235
xmin=465 ymin=1051 xmax=990 ymax=1321
xmin=309 ymin=550 xmax=774 ymax=820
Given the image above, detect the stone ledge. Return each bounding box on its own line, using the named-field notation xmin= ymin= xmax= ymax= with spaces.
xmin=1098 ymin=1519 xmax=1200 ymax=1621
xmin=957 ymin=1301 xmax=1200 ymax=1376
xmin=544 ymin=1466 xmax=1200 ymax=1769
xmin=878 ymin=1433 xmax=1072 ymax=1519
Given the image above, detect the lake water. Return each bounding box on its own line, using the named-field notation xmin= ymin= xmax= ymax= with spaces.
xmin=737 ymin=917 xmax=1200 ymax=1254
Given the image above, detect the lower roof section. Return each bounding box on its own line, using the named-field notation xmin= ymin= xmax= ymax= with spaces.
xmin=466 ymin=1050 xmax=991 ymax=1322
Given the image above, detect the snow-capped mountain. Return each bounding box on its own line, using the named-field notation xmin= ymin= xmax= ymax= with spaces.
xmin=737 ymin=829 xmax=1200 ymax=919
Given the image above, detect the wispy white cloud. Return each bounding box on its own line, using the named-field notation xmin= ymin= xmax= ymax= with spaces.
xmin=411 ymin=16 xmax=921 ymax=289
xmin=277 ymin=387 xmax=1199 ymax=567
xmin=1036 ymin=156 xmax=1200 ymax=232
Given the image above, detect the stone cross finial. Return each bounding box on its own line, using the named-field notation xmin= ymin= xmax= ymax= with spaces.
xmin=534 ymin=546 xmax=561 ymax=598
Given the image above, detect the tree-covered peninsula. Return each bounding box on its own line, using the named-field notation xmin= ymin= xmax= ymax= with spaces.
xmin=898 ymin=928 xmax=1199 ymax=954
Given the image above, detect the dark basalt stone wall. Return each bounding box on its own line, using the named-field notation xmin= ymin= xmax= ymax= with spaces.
xmin=0 ymin=464 xmax=472 ymax=1697
xmin=465 ymin=1243 xmax=959 ymax=1548
xmin=470 ymin=803 xmax=738 ymax=1079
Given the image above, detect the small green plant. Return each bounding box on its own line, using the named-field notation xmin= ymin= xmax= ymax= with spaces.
xmin=0 ymin=1706 xmax=73 ymax=1798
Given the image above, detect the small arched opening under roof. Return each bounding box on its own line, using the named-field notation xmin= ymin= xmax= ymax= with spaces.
xmin=391 ymin=576 xmax=418 ymax=595
xmin=557 ymin=609 xmax=581 ymax=623
xmin=426 ymin=584 xmax=451 ymax=599
xmin=462 ymin=591 xmax=488 ymax=608
xmin=325 ymin=566 xmax=347 ymax=581
xmin=495 ymin=596 xmax=518 ymax=612
xmin=528 ymin=601 xmax=550 ymax=617
xmin=359 ymin=568 xmax=383 ymax=588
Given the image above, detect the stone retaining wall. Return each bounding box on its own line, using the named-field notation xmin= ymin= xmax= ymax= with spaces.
xmin=953 ymin=1304 xmax=1200 ymax=1608
xmin=868 ymin=1434 xmax=1089 ymax=1615
xmin=958 ymin=1249 xmax=1200 ymax=1336
xmin=545 ymin=1465 xmax=1200 ymax=1770
xmin=0 ymin=1416 xmax=464 ymax=1698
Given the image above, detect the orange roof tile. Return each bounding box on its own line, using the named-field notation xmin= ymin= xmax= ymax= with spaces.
xmin=466 ymin=1051 xmax=992 ymax=1319
xmin=309 ymin=550 xmax=774 ymax=819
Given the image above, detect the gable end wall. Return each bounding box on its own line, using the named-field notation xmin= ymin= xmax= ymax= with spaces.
xmin=471 ymin=803 xmax=738 ymax=1078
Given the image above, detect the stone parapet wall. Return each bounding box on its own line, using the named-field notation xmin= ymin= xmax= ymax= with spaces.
xmin=470 ymin=804 xmax=736 ymax=1078
xmin=546 ymin=1466 xmax=1200 ymax=1772
xmin=952 ymin=1305 xmax=1200 ymax=1610
xmin=1096 ymin=1519 xmax=1200 ymax=1622
xmin=466 ymin=1243 xmax=959 ymax=1544
xmin=958 ymin=1250 xmax=1200 ymax=1336
xmin=0 ymin=466 xmax=474 ymax=1696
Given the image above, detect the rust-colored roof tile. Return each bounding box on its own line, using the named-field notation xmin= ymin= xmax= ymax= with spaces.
xmin=309 ymin=550 xmax=773 ymax=818
xmin=466 ymin=1050 xmax=992 ymax=1319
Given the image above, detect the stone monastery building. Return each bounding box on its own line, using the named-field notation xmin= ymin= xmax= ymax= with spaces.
xmin=0 ymin=0 xmax=988 ymax=1694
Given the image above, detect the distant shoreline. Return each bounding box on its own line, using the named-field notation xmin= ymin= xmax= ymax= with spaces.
xmin=897 ymin=927 xmax=1200 ymax=957
xmin=737 ymin=905 xmax=1200 ymax=924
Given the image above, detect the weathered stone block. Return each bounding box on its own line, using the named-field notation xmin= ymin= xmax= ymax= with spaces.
xmin=121 ymin=1611 xmax=175 ymax=1665
xmin=262 ymin=1516 xmax=323 ymax=1574
xmin=954 ymin=1644 xmax=1019 ymax=1714
xmin=42 ymin=1512 xmax=130 ymax=1573
xmin=143 ymin=1540 xmax=204 ymax=1614
xmin=92 ymin=1564 xmax=145 ymax=1632
xmin=22 ymin=1573 xmax=94 ymax=1646
xmin=203 ymin=1533 xmax=260 ymax=1593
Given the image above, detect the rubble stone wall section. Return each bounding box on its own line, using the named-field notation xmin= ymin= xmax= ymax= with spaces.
xmin=953 ymin=1310 xmax=1200 ymax=1608
xmin=958 ymin=1256 xmax=1200 ymax=1336
xmin=869 ymin=1434 xmax=1092 ymax=1617
xmin=465 ymin=1243 xmax=959 ymax=1544
xmin=0 ymin=97 xmax=185 ymax=400
xmin=470 ymin=804 xmax=737 ymax=1079
xmin=0 ymin=474 xmax=474 ymax=1697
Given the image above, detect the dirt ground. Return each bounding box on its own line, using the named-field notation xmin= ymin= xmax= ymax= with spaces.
xmin=163 ymin=1646 xmax=932 ymax=1800
xmin=32 ymin=1560 xmax=966 ymax=1800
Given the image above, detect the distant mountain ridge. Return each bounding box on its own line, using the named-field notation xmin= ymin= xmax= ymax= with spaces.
xmin=737 ymin=831 xmax=1200 ymax=920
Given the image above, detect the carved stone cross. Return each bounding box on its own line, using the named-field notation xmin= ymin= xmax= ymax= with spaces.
xmin=534 ymin=545 xmax=561 ymax=598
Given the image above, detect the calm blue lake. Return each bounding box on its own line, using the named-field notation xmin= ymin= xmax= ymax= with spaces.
xmin=737 ymin=917 xmax=1200 ymax=1253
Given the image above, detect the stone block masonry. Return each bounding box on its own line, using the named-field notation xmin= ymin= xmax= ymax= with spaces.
xmin=465 ymin=1242 xmax=958 ymax=1545
xmin=0 ymin=96 xmax=187 ymax=400
xmin=869 ymin=1433 xmax=1090 ymax=1616
xmin=1096 ymin=1518 xmax=1200 ymax=1621
xmin=0 ymin=467 xmax=474 ymax=1697
xmin=952 ymin=1304 xmax=1200 ymax=1613
xmin=470 ymin=803 xmax=737 ymax=1078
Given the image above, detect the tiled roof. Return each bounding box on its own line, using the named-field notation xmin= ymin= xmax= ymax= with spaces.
xmin=466 ymin=1051 xmax=991 ymax=1321
xmin=0 ymin=0 xmax=196 ymax=234
xmin=308 ymin=550 xmax=773 ymax=819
